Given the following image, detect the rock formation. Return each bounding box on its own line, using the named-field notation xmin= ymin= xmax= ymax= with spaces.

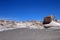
xmin=43 ymin=15 xmax=60 ymax=28
xmin=43 ymin=15 xmax=55 ymax=24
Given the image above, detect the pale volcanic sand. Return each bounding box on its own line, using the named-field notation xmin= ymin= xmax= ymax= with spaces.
xmin=0 ymin=28 xmax=60 ymax=40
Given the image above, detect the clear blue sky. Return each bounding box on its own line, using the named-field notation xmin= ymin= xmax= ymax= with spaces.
xmin=0 ymin=0 xmax=60 ymax=21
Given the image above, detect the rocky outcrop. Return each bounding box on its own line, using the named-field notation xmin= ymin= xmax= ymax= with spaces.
xmin=43 ymin=15 xmax=60 ymax=28
xmin=43 ymin=15 xmax=55 ymax=24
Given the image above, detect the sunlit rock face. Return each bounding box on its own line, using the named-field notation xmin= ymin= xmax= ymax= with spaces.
xmin=43 ymin=15 xmax=55 ymax=24
xmin=43 ymin=15 xmax=60 ymax=28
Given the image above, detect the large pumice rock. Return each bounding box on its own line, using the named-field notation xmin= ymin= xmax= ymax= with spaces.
xmin=43 ymin=15 xmax=55 ymax=24
xmin=42 ymin=15 xmax=60 ymax=28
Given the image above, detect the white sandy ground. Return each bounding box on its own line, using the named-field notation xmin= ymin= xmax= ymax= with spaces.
xmin=44 ymin=21 xmax=60 ymax=27
xmin=0 ymin=21 xmax=60 ymax=31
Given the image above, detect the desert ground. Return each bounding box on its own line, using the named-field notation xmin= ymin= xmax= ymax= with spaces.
xmin=0 ymin=28 xmax=60 ymax=40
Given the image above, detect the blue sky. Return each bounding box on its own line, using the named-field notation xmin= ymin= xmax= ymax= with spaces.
xmin=0 ymin=0 xmax=60 ymax=21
